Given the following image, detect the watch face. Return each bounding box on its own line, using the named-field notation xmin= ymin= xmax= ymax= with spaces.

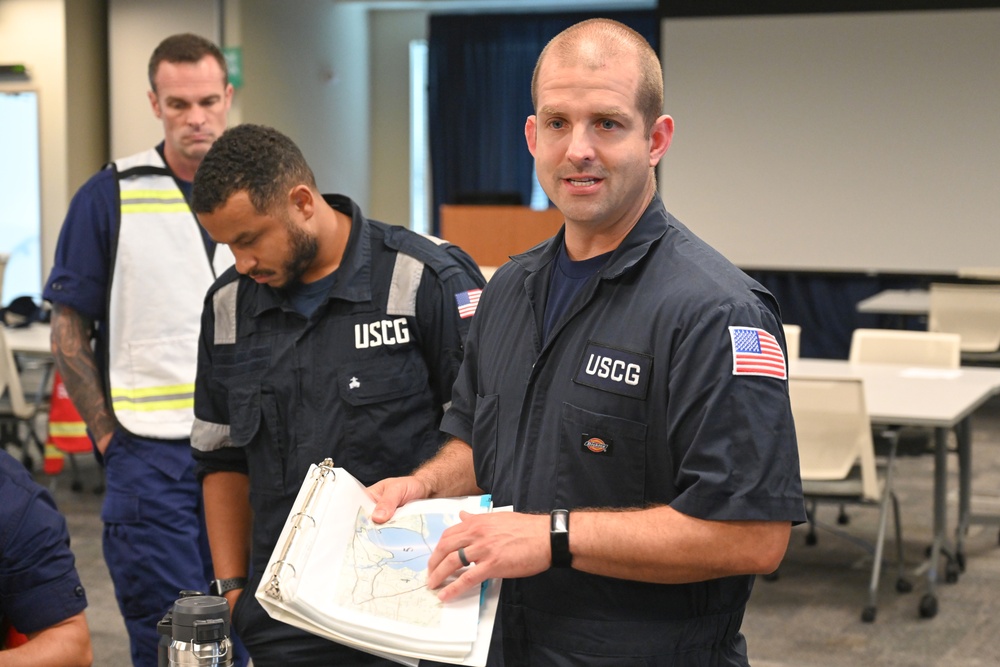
xmin=551 ymin=510 xmax=568 ymax=532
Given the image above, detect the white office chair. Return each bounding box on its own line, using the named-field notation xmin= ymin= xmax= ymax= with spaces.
xmin=928 ymin=283 xmax=1000 ymax=363
xmin=788 ymin=377 xmax=911 ymax=622
xmin=782 ymin=323 xmax=801 ymax=361
xmin=848 ymin=328 xmax=961 ymax=368
xmin=0 ymin=327 xmax=50 ymax=469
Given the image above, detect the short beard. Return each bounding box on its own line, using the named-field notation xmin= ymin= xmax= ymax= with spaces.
xmin=282 ymin=221 xmax=320 ymax=286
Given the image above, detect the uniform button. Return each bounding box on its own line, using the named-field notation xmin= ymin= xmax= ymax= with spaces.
xmin=75 ymin=585 xmax=85 ymax=597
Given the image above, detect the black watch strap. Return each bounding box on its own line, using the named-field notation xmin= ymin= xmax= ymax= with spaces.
xmin=210 ymin=577 xmax=248 ymax=596
xmin=550 ymin=509 xmax=572 ymax=568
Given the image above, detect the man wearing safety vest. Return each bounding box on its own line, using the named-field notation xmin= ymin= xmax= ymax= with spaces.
xmin=43 ymin=33 xmax=245 ymax=667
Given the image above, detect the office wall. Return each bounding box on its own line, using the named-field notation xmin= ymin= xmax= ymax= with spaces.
xmin=238 ymin=0 xmax=370 ymax=208
xmin=1 ymin=0 xmax=104 ymax=299
xmin=65 ymin=0 xmax=108 ymax=195
xmin=369 ymin=9 xmax=427 ymax=226
xmin=659 ymin=9 xmax=1000 ymax=274
xmin=108 ymin=0 xmax=222 ymax=157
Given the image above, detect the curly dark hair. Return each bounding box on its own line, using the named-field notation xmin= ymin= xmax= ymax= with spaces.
xmin=148 ymin=33 xmax=227 ymax=92
xmin=192 ymin=123 xmax=317 ymax=215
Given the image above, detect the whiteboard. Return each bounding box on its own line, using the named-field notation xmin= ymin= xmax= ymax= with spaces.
xmin=0 ymin=90 xmax=42 ymax=303
xmin=658 ymin=10 xmax=1000 ymax=274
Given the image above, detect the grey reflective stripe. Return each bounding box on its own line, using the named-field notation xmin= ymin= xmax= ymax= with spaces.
xmin=387 ymin=253 xmax=424 ymax=317
xmin=421 ymin=233 xmax=447 ymax=246
xmin=214 ymin=282 xmax=238 ymax=345
xmin=191 ymin=417 xmax=234 ymax=452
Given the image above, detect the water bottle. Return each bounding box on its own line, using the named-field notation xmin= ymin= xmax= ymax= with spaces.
xmin=162 ymin=594 xmax=234 ymax=666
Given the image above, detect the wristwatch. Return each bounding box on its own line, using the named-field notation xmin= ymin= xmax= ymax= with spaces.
xmin=550 ymin=509 xmax=573 ymax=568
xmin=209 ymin=577 xmax=248 ymax=596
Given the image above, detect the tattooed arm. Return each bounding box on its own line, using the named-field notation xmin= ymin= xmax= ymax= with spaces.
xmin=49 ymin=303 xmax=116 ymax=454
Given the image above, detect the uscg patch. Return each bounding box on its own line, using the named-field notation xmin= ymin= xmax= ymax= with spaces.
xmin=574 ymin=342 xmax=651 ymax=400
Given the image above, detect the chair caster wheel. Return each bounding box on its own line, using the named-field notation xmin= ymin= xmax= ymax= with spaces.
xmin=945 ymin=562 xmax=960 ymax=584
xmin=805 ymin=533 xmax=818 ymax=546
xmin=896 ymin=578 xmax=913 ymax=594
xmin=956 ymin=552 xmax=966 ymax=572
xmin=762 ymin=571 xmax=779 ymax=582
xmin=919 ymin=594 xmax=938 ymax=619
xmin=71 ymin=481 xmax=83 ymax=492
xmin=861 ymin=606 xmax=876 ymax=623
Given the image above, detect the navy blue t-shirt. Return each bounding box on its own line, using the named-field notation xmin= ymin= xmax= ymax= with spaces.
xmin=542 ymin=243 xmax=613 ymax=343
xmin=285 ymin=270 xmax=338 ymax=319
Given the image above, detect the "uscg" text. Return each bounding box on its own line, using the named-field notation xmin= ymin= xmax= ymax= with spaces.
xmin=585 ymin=354 xmax=641 ymax=386
xmin=355 ymin=318 xmax=410 ymax=349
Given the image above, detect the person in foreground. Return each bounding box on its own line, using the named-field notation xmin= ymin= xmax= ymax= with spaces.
xmin=0 ymin=450 xmax=92 ymax=667
xmin=43 ymin=33 xmax=241 ymax=666
xmin=189 ymin=123 xmax=485 ymax=666
xmin=370 ymin=18 xmax=806 ymax=666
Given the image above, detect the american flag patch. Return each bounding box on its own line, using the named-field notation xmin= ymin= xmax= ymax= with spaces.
xmin=729 ymin=326 xmax=787 ymax=379
xmin=455 ymin=288 xmax=482 ymax=319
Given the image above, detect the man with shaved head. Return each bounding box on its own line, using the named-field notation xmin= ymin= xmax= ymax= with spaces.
xmin=371 ymin=18 xmax=804 ymax=665
xmin=44 ymin=33 xmax=241 ymax=666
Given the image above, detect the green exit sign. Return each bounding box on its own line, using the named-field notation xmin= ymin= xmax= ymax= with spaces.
xmin=222 ymin=48 xmax=243 ymax=89
xmin=0 ymin=64 xmax=29 ymax=77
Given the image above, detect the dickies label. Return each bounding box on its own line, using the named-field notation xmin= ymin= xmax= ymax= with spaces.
xmin=581 ymin=434 xmax=613 ymax=455
xmin=574 ymin=342 xmax=651 ymax=400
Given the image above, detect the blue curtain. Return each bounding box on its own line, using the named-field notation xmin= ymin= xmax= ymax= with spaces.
xmin=427 ymin=10 xmax=658 ymax=234
xmin=747 ymin=271 xmax=932 ymax=359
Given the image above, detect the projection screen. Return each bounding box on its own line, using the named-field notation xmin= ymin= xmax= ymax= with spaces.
xmin=658 ymin=9 xmax=1000 ymax=274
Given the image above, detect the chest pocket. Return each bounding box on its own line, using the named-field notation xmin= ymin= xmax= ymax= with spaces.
xmin=334 ymin=354 xmax=435 ymax=482
xmin=555 ymin=402 xmax=648 ymax=508
xmin=227 ymin=380 xmax=287 ymax=495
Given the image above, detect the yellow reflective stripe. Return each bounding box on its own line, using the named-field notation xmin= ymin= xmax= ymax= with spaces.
xmin=112 ymin=398 xmax=194 ymax=412
xmin=111 ymin=383 xmax=195 ymax=399
xmin=121 ymin=203 xmax=192 ymax=213
xmin=49 ymin=422 xmax=89 ymax=437
xmin=111 ymin=383 xmax=195 ymax=412
xmin=121 ymin=189 xmax=183 ymax=199
xmin=121 ymin=189 xmax=188 ymax=213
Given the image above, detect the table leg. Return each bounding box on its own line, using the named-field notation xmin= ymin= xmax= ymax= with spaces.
xmin=920 ymin=427 xmax=950 ymax=618
xmin=956 ymin=418 xmax=972 ymax=569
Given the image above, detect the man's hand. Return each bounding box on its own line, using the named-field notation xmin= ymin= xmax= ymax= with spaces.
xmin=425 ymin=511 xmax=550 ymax=602
xmin=368 ymin=476 xmax=430 ymax=524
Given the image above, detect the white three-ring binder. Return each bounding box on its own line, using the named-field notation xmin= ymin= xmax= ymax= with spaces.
xmin=255 ymin=459 xmax=501 ymax=666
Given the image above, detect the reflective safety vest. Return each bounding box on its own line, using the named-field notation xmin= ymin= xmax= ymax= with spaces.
xmin=106 ymin=148 xmax=234 ymax=439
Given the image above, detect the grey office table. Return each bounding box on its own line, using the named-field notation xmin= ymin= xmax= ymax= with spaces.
xmin=4 ymin=322 xmax=52 ymax=357
xmin=856 ymin=289 xmax=930 ymax=316
xmin=788 ymin=358 xmax=1000 ymax=618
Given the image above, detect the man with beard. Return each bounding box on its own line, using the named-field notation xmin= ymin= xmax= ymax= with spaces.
xmin=189 ymin=123 xmax=485 ymax=666
xmin=43 ymin=33 xmax=241 ymax=666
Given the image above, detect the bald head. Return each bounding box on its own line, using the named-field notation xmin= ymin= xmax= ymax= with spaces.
xmin=531 ymin=19 xmax=664 ymax=135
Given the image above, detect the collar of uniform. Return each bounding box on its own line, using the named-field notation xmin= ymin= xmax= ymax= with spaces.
xmin=248 ymin=194 xmax=373 ymax=316
xmin=510 ymin=194 xmax=670 ymax=279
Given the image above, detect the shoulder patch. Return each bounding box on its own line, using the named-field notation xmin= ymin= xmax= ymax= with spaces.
xmin=729 ymin=326 xmax=787 ymax=379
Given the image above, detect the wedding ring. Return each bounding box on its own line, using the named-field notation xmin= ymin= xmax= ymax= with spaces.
xmin=458 ymin=546 xmax=471 ymax=567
